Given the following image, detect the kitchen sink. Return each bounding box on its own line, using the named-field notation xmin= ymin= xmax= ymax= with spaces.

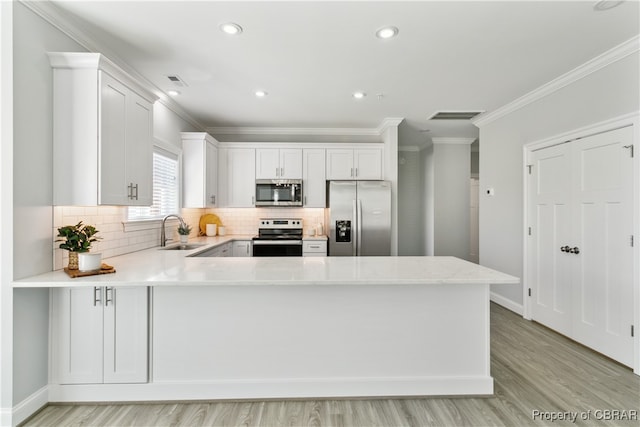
xmin=160 ymin=244 xmax=206 ymax=251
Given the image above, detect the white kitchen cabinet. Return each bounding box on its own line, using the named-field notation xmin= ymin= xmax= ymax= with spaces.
xmin=326 ymin=148 xmax=383 ymax=180
xmin=303 ymin=240 xmax=327 ymax=257
xmin=232 ymin=240 xmax=253 ymax=257
xmin=49 ymin=52 xmax=156 ymax=206
xmin=50 ymin=286 xmax=148 ymax=384
xmin=218 ymin=148 xmax=256 ymax=207
xmin=303 ymin=149 xmax=326 ymax=207
xmin=256 ymin=148 xmax=302 ymax=179
xmin=182 ymin=132 xmax=219 ymax=208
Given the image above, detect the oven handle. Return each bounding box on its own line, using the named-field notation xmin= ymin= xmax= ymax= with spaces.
xmin=253 ymin=240 xmax=303 ymax=246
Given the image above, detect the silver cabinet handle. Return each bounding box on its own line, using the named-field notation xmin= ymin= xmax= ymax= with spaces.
xmin=355 ymin=168 xmax=358 ymax=177
xmin=350 ymin=168 xmax=354 ymax=177
xmin=569 ymin=247 xmax=580 ymax=254
xmin=276 ymin=167 xmax=279 ymax=177
xmin=251 ymin=196 xmax=255 ymax=205
xmin=105 ymin=287 xmax=114 ymax=306
xmin=93 ymin=287 xmax=102 ymax=306
xmin=304 ymin=196 xmax=307 ymax=205
xmin=210 ymin=195 xmax=216 ymax=204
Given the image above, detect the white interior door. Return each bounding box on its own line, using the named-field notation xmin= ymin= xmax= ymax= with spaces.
xmin=530 ymin=143 xmax=573 ymax=336
xmin=529 ymin=126 xmax=634 ymax=367
xmin=571 ymin=126 xmax=634 ymax=366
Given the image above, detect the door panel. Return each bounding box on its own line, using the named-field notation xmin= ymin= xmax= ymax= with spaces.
xmin=530 ymin=144 xmax=573 ymax=336
xmin=571 ymin=126 xmax=634 ymax=367
xmin=357 ymin=181 xmax=391 ymax=256
xmin=103 ymin=287 xmax=149 ymax=383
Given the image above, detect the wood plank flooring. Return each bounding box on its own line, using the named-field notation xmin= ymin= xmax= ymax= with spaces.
xmin=23 ymin=303 xmax=640 ymax=426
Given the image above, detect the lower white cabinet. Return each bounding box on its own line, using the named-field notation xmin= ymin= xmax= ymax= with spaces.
xmin=51 ymin=286 xmax=148 ymax=384
xmin=232 ymin=240 xmax=253 ymax=257
xmin=303 ymin=240 xmax=327 ymax=257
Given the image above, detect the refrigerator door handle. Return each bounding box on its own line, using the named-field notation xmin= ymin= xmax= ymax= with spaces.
xmin=357 ymin=199 xmax=363 ymax=256
xmin=352 ymin=199 xmax=358 ymax=256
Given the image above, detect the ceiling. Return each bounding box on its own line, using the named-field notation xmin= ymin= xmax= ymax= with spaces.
xmin=45 ymin=1 xmax=639 ymax=145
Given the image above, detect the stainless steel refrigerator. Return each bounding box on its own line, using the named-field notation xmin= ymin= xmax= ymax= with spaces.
xmin=328 ymin=181 xmax=391 ymax=256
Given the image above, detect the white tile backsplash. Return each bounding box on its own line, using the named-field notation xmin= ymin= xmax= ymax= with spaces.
xmin=52 ymin=206 xmax=327 ymax=270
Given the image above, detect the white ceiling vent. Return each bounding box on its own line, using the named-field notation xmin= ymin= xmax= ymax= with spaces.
xmin=428 ymin=111 xmax=483 ymax=120
xmin=166 ymin=75 xmax=188 ymax=87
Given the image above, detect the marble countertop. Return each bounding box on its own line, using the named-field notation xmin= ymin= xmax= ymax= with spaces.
xmin=14 ymin=235 xmax=519 ymax=288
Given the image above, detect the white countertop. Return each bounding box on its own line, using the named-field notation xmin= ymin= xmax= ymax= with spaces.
xmin=14 ymin=236 xmax=519 ymax=288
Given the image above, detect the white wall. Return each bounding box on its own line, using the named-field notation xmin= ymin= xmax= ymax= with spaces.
xmin=397 ymin=148 xmax=424 ymax=255
xmin=478 ymin=50 xmax=640 ymax=308
xmin=422 ymin=144 xmax=435 ymax=256
xmin=11 ymin=1 xmax=88 ymax=411
xmin=0 ymin=1 xmax=14 ymax=424
xmin=433 ymin=140 xmax=472 ymax=260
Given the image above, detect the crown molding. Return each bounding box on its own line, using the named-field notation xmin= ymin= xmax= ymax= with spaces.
xmin=377 ymin=117 xmax=404 ymax=134
xmin=21 ymin=0 xmax=206 ymax=132
xmin=472 ymin=35 xmax=640 ymax=128
xmin=432 ymin=137 xmax=476 ymax=145
xmin=207 ymin=126 xmax=381 ymax=137
xmin=208 ymin=117 xmax=404 ymax=139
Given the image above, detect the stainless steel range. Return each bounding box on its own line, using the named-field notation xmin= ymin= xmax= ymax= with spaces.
xmin=252 ymin=218 xmax=303 ymax=257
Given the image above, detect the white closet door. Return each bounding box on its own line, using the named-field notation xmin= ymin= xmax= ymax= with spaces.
xmin=529 ymin=126 xmax=634 ymax=367
xmin=530 ymin=143 xmax=573 ymax=336
xmin=571 ymin=126 xmax=634 ymax=366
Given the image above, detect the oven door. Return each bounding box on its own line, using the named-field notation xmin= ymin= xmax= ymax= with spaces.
xmin=252 ymin=240 xmax=303 ymax=257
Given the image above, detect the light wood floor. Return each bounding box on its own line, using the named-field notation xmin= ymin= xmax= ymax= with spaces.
xmin=23 ymin=304 xmax=640 ymax=426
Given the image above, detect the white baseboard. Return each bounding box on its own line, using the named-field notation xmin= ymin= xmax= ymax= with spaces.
xmin=490 ymin=292 xmax=524 ymax=316
xmin=48 ymin=376 xmax=494 ymax=402
xmin=12 ymin=385 xmax=49 ymax=427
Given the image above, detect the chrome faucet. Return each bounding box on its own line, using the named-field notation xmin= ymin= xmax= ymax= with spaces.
xmin=161 ymin=214 xmax=187 ymax=247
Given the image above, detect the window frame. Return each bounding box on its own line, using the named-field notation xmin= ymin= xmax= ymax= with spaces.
xmin=123 ymin=139 xmax=182 ymax=231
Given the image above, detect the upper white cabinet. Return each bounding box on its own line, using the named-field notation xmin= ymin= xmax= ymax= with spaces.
xmin=49 ymin=52 xmax=157 ymax=206
xmin=182 ymin=132 xmax=219 ymax=208
xmin=50 ymin=286 xmax=149 ymax=385
xmin=255 ymin=148 xmax=302 ymax=179
xmin=326 ymin=148 xmax=383 ymax=180
xmin=303 ymin=149 xmax=326 ymax=207
xmin=218 ymin=148 xmax=256 ymax=207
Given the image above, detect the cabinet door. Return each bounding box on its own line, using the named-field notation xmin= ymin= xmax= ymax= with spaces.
xmin=279 ymin=149 xmax=303 ymax=179
xmin=125 ymin=92 xmax=153 ymax=206
xmin=232 ymin=241 xmax=252 ymax=257
xmin=51 ymin=287 xmax=104 ymax=384
xmin=205 ymin=142 xmax=218 ymax=207
xmin=326 ymin=149 xmax=354 ymax=180
xmin=99 ymin=72 xmax=128 ymax=205
xmin=354 ymin=149 xmax=383 ymax=180
xmin=220 ymin=242 xmax=233 ymax=257
xmin=226 ymin=148 xmax=256 ymax=207
xmin=255 ymin=149 xmax=280 ymax=179
xmin=103 ymin=286 xmax=149 ymax=383
xmin=303 ymin=149 xmax=326 ymax=207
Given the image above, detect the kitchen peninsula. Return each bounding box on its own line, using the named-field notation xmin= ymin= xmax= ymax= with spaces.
xmin=14 ymin=239 xmax=518 ymax=402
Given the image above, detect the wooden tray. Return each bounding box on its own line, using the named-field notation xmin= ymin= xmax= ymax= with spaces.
xmin=64 ymin=265 xmax=116 ymax=278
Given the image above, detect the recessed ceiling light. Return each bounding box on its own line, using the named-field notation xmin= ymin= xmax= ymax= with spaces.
xmin=352 ymin=92 xmax=366 ymax=99
xmin=220 ymin=22 xmax=243 ymax=35
xmin=376 ymin=26 xmax=399 ymax=39
xmin=167 ymin=90 xmax=180 ymax=96
xmin=255 ymin=90 xmax=268 ymax=97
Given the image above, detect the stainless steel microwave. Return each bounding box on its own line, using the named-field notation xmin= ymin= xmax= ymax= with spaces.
xmin=255 ymin=179 xmax=303 ymax=207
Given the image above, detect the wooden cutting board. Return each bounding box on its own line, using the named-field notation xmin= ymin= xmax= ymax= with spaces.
xmin=64 ymin=264 xmax=116 ymax=278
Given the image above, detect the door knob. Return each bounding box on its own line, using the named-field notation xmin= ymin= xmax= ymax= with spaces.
xmin=560 ymin=246 xmax=570 ymax=252
xmin=569 ymin=247 xmax=580 ymax=254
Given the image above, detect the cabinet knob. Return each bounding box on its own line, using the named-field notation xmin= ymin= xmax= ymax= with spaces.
xmin=560 ymin=246 xmax=570 ymax=252
xmin=569 ymin=247 xmax=580 ymax=254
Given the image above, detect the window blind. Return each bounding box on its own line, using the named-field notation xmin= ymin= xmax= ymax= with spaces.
xmin=127 ymin=149 xmax=179 ymax=220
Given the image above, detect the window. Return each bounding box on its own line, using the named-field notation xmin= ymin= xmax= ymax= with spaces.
xmin=127 ymin=147 xmax=179 ymax=221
